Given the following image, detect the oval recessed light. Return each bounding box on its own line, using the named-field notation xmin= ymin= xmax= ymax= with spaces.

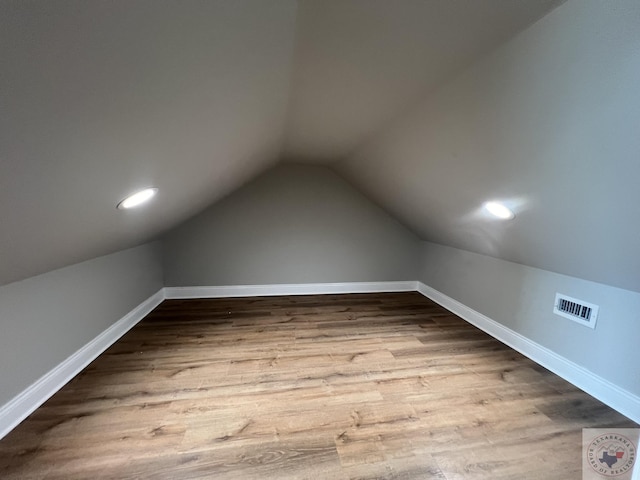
xmin=484 ymin=201 xmax=515 ymax=220
xmin=117 ymin=188 xmax=158 ymax=210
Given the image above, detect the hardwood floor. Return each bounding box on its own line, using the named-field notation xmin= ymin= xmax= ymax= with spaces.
xmin=0 ymin=292 xmax=636 ymax=479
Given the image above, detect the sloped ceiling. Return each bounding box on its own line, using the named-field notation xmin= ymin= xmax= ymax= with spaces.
xmin=284 ymin=0 xmax=563 ymax=161
xmin=0 ymin=0 xmax=297 ymax=284
xmin=337 ymin=0 xmax=640 ymax=293
xmin=6 ymin=0 xmax=639 ymax=294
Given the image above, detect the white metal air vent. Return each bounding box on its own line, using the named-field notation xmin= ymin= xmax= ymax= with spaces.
xmin=553 ymin=293 xmax=599 ymax=329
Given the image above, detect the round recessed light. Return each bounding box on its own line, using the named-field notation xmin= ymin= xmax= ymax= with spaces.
xmin=117 ymin=188 xmax=158 ymax=210
xmin=484 ymin=201 xmax=515 ymax=220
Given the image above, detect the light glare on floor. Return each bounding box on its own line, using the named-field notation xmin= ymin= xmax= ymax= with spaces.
xmin=117 ymin=188 xmax=158 ymax=210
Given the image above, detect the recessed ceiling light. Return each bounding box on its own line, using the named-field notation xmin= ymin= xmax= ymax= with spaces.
xmin=484 ymin=201 xmax=515 ymax=220
xmin=117 ymin=188 xmax=158 ymax=210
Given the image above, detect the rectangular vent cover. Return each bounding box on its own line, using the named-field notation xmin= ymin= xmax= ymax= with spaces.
xmin=553 ymin=293 xmax=599 ymax=329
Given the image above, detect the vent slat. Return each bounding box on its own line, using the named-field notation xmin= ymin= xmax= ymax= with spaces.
xmin=561 ymin=299 xmax=589 ymax=319
xmin=553 ymin=293 xmax=599 ymax=329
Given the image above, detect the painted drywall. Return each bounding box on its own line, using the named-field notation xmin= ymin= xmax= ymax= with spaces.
xmin=1 ymin=0 xmax=297 ymax=286
xmin=338 ymin=0 xmax=640 ymax=293
xmin=162 ymin=163 xmax=421 ymax=286
xmin=284 ymin=0 xmax=562 ymax=161
xmin=419 ymin=241 xmax=640 ymax=397
xmin=0 ymin=242 xmax=163 ymax=406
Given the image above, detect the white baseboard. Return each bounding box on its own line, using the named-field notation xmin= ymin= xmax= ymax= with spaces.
xmin=0 ymin=281 xmax=415 ymax=440
xmin=416 ymin=282 xmax=640 ymax=424
xmin=164 ymin=281 xmax=418 ymax=299
xmin=0 ymin=289 xmax=165 ymax=441
xmin=2 ymin=281 xmax=637 ymax=442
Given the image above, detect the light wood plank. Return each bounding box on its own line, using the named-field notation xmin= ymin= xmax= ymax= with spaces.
xmin=0 ymin=293 xmax=636 ymax=479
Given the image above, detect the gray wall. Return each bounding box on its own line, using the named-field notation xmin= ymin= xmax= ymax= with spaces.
xmin=339 ymin=0 xmax=640 ymax=293
xmin=0 ymin=243 xmax=163 ymax=405
xmin=419 ymin=241 xmax=640 ymax=397
xmin=162 ymin=163 xmax=421 ymax=286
